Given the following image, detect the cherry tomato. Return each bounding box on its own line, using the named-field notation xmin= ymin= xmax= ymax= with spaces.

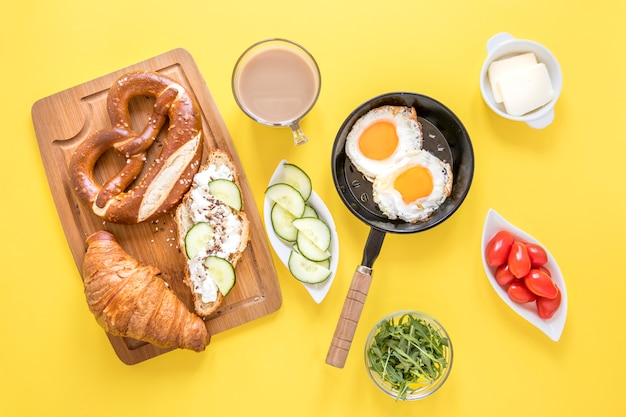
xmin=524 ymin=269 xmax=558 ymax=299
xmin=507 ymin=280 xmax=537 ymax=304
xmin=486 ymin=230 xmax=515 ymax=267
xmin=538 ymin=266 xmax=552 ymax=277
xmin=536 ymin=287 xmax=562 ymax=319
xmin=508 ymin=242 xmax=531 ymax=278
xmin=526 ymin=243 xmax=548 ymax=267
xmin=495 ymin=263 xmax=516 ymax=286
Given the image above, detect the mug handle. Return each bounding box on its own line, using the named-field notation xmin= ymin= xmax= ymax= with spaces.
xmin=289 ymin=121 xmax=309 ymax=145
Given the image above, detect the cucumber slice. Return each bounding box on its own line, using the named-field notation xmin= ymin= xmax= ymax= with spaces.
xmin=290 ymin=228 xmax=331 ymax=279
xmin=288 ymin=251 xmax=331 ymax=284
xmin=265 ymin=183 xmax=306 ymax=218
xmin=302 ymin=204 xmax=318 ymax=219
xmin=296 ymin=231 xmax=331 ymax=262
xmin=184 ymin=222 xmax=214 ymax=259
xmin=315 ymin=258 xmax=331 ymax=269
xmin=275 ymin=163 xmax=312 ymax=201
xmin=270 ymin=203 xmax=297 ymax=242
xmin=203 ymin=256 xmax=236 ymax=296
xmin=292 ymin=217 xmax=331 ymax=251
xmin=208 ymin=179 xmax=242 ymax=211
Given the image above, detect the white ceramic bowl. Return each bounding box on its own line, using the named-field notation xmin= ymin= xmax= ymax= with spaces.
xmin=479 ymin=32 xmax=562 ymax=129
xmin=263 ymin=160 xmax=339 ymax=303
xmin=481 ymin=209 xmax=567 ymax=341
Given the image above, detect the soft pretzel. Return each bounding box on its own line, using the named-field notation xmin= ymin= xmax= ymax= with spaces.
xmin=69 ymin=71 xmax=204 ymax=224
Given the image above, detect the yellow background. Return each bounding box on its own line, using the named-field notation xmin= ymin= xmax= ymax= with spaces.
xmin=2 ymin=0 xmax=625 ymax=416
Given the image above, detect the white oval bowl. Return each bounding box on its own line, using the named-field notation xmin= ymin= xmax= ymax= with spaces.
xmin=481 ymin=209 xmax=567 ymax=341
xmin=263 ymin=160 xmax=339 ymax=303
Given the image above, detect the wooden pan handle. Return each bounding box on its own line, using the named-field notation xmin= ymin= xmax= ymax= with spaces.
xmin=325 ymin=266 xmax=373 ymax=368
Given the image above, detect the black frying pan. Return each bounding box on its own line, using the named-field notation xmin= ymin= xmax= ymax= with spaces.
xmin=325 ymin=92 xmax=474 ymax=368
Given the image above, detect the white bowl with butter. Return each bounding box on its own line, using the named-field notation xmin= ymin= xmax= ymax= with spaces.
xmin=480 ymin=32 xmax=562 ymax=129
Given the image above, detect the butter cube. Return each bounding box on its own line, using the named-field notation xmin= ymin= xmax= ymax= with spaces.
xmin=498 ymin=63 xmax=554 ymax=117
xmin=487 ymin=52 xmax=537 ymax=103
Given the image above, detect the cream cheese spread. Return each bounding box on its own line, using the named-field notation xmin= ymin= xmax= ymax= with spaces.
xmin=185 ymin=162 xmax=243 ymax=303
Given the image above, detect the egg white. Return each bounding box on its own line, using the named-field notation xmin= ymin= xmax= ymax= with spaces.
xmin=373 ymin=150 xmax=452 ymax=223
xmin=345 ymin=106 xmax=422 ymax=181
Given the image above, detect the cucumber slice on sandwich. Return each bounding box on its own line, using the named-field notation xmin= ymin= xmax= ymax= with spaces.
xmin=185 ymin=222 xmax=214 ymax=259
xmin=203 ymin=256 xmax=236 ymax=296
xmin=208 ymin=179 xmax=242 ymax=211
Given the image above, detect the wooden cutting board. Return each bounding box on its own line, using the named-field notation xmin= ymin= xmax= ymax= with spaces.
xmin=31 ymin=48 xmax=282 ymax=365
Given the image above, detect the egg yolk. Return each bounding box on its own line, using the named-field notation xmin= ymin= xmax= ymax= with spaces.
xmin=358 ymin=121 xmax=398 ymax=160
xmin=394 ymin=165 xmax=434 ymax=203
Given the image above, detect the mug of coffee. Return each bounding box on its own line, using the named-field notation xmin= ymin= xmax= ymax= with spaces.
xmin=232 ymin=38 xmax=321 ymax=145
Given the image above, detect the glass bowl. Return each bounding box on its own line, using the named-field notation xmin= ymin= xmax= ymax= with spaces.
xmin=364 ymin=310 xmax=453 ymax=401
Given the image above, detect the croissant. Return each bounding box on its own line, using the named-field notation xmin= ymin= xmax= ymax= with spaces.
xmin=82 ymin=230 xmax=210 ymax=352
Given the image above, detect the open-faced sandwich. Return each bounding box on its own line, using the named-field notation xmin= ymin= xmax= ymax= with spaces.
xmin=175 ymin=150 xmax=250 ymax=317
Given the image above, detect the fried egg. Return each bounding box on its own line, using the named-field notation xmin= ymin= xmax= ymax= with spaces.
xmin=345 ymin=106 xmax=422 ymax=181
xmin=373 ymin=149 xmax=453 ymax=223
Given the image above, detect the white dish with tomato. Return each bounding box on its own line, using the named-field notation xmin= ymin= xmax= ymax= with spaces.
xmin=481 ymin=209 xmax=567 ymax=342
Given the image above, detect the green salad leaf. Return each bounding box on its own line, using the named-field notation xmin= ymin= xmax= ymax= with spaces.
xmin=366 ymin=312 xmax=450 ymax=400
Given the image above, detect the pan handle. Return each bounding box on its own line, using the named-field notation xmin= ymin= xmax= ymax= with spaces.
xmin=325 ymin=265 xmax=373 ymax=368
